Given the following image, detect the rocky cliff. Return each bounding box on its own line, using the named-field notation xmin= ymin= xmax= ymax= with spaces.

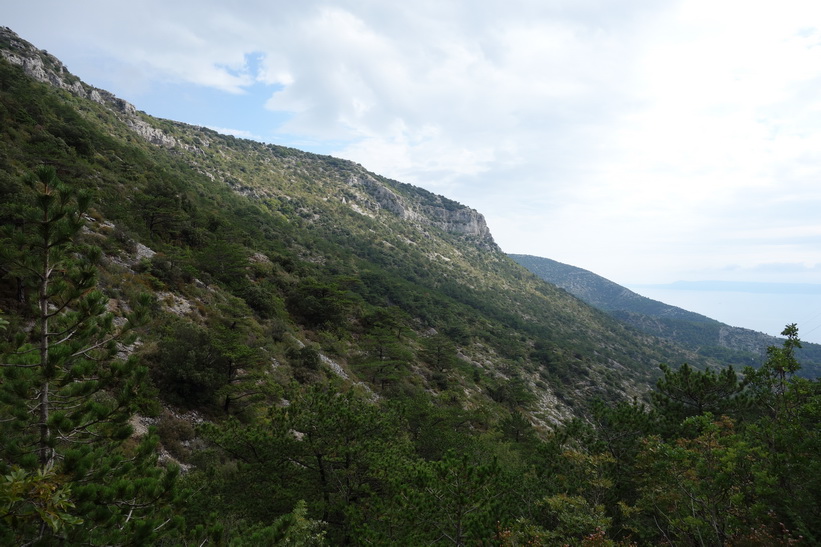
xmin=354 ymin=173 xmax=494 ymax=243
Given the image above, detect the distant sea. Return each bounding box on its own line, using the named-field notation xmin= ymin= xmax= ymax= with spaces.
xmin=627 ymin=284 xmax=821 ymax=345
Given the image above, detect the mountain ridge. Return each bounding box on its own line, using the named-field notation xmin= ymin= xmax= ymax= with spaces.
xmin=3 ymin=26 xmax=819 ymax=545
xmin=510 ymin=253 xmax=821 ymax=377
xmin=0 ymin=26 xmax=496 ymax=248
xmin=0 ymin=24 xmax=740 ymax=427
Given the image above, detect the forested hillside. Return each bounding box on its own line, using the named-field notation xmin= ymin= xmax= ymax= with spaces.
xmin=1 ymin=28 xmax=819 ymax=545
xmin=511 ymin=253 xmax=821 ymax=378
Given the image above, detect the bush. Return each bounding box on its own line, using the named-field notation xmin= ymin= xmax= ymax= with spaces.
xmin=148 ymin=322 xmax=227 ymax=408
xmin=157 ymin=410 xmax=195 ymax=461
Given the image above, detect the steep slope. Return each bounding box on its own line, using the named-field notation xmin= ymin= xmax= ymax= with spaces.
xmin=0 ymin=27 xmax=716 ymax=429
xmin=10 ymin=27 xmax=819 ymax=545
xmin=509 ymin=254 xmax=716 ymax=320
xmin=511 ymin=253 xmax=821 ymax=377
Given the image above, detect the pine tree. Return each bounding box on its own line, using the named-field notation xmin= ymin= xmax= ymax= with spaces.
xmin=651 ymin=362 xmax=748 ymax=431
xmin=0 ymin=166 xmax=179 ymax=544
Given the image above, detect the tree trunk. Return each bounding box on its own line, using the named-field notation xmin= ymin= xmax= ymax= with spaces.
xmin=15 ymin=276 xmax=25 ymax=304
xmin=38 ymin=250 xmax=52 ymax=467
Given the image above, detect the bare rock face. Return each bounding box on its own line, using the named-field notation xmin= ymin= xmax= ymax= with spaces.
xmin=358 ymin=176 xmax=411 ymax=219
xmin=424 ymin=206 xmax=491 ymax=238
xmin=0 ymin=33 xmax=84 ymax=96
xmin=351 ymin=174 xmax=495 ymax=245
xmin=125 ymin=118 xmax=179 ymax=148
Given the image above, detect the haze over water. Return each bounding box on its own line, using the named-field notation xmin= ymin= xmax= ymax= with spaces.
xmin=628 ymin=285 xmax=821 ymax=345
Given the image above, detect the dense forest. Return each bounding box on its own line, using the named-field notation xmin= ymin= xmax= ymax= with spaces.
xmin=1 ymin=28 xmax=819 ymax=545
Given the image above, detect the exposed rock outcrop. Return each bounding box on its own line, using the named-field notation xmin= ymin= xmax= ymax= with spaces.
xmin=423 ymin=205 xmax=491 ymax=238
xmin=0 ymin=27 xmax=178 ymax=149
xmin=0 ymin=33 xmax=85 ymax=96
xmin=351 ymin=173 xmax=495 ymax=245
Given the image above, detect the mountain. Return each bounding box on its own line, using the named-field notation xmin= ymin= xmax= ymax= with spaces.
xmin=510 ymin=253 xmax=821 ymax=377
xmin=0 ymin=25 xmax=712 ymax=423
xmin=508 ymin=254 xmax=717 ymax=321
xmin=3 ymin=27 xmax=819 ymax=545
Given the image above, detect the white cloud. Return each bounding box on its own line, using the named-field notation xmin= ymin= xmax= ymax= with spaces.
xmin=206 ymin=126 xmax=261 ymax=141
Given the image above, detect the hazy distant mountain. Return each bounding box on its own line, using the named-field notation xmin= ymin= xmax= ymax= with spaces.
xmin=510 ymin=254 xmax=821 ymax=377
xmin=508 ymin=255 xmax=720 ymax=322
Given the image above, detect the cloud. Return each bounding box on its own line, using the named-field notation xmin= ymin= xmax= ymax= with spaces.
xmin=241 ymin=2 xmax=667 ymax=191
xmin=5 ymin=0 xmax=821 ymax=289
xmin=749 ymin=263 xmax=821 ymax=274
xmin=206 ymin=126 xmax=261 ymax=141
xmin=639 ymin=280 xmax=821 ymax=295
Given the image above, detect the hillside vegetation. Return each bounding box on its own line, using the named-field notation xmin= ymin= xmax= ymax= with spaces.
xmin=511 ymin=253 xmax=821 ymax=378
xmin=1 ymin=28 xmax=819 ymax=545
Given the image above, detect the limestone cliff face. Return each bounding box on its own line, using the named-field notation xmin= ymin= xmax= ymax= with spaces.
xmin=351 ymin=174 xmax=495 ymax=246
xmin=424 ymin=206 xmax=492 ymax=239
xmin=0 ymin=29 xmax=87 ymax=96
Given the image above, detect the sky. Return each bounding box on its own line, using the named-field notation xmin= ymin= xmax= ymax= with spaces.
xmin=5 ymin=1 xmax=821 ymax=341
